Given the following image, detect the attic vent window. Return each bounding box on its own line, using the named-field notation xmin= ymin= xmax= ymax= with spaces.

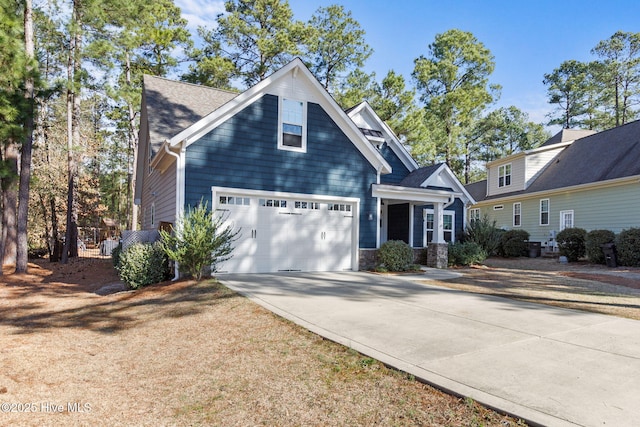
xmin=279 ymin=98 xmax=306 ymax=152
xmin=359 ymin=128 xmax=384 ymax=138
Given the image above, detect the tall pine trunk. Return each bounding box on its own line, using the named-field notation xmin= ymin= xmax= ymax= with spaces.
xmin=61 ymin=2 xmax=81 ymax=264
xmin=16 ymin=0 xmax=35 ymax=273
xmin=2 ymin=142 xmax=19 ymax=269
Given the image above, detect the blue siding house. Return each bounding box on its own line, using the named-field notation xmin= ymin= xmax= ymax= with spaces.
xmin=135 ymin=59 xmax=474 ymax=273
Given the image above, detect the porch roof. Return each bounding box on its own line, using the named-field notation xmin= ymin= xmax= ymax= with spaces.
xmin=372 ymin=184 xmax=460 ymax=204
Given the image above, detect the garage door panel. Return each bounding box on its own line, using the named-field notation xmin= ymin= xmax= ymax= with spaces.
xmin=215 ymin=192 xmax=355 ymax=273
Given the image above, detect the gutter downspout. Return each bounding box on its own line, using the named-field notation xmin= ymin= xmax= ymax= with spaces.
xmin=164 ymin=141 xmax=182 ymax=280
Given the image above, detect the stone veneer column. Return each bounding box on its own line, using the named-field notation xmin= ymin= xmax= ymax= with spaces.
xmin=426 ymin=243 xmax=448 ymax=269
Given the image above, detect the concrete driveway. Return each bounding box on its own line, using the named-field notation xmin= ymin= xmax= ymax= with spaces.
xmin=220 ymin=271 xmax=640 ymax=427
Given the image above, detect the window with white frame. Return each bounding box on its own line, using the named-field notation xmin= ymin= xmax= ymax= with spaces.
xmin=279 ymin=98 xmax=306 ymax=151
xmin=560 ymin=210 xmax=574 ymax=231
xmin=498 ymin=163 xmax=511 ymax=187
xmin=424 ymin=210 xmax=455 ymax=243
xmin=469 ymin=208 xmax=480 ymax=224
xmin=513 ymin=202 xmax=521 ymax=227
xmin=540 ymin=199 xmax=549 ymax=225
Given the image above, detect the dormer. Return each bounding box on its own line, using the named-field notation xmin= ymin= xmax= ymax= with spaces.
xmin=346 ymin=102 xmax=418 ymax=181
xmin=485 ymin=129 xmax=595 ymax=197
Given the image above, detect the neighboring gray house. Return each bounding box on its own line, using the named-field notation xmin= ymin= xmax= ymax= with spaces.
xmin=466 ymin=122 xmax=640 ymax=251
xmin=135 ymin=58 xmax=474 ymax=273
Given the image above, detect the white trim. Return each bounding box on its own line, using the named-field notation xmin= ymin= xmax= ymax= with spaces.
xmin=211 ymin=186 xmax=360 ymax=271
xmin=408 ymin=203 xmax=414 ymax=247
xmin=423 ymin=208 xmax=456 ymax=244
xmin=372 ymin=184 xmax=457 ymax=204
xmin=559 ymin=210 xmax=574 ymax=231
xmin=498 ymin=163 xmax=512 ymax=188
xmin=166 ymin=59 xmax=391 ymax=175
xmin=347 ymin=101 xmax=419 ymax=171
xmin=278 ymin=97 xmax=307 ymax=153
xmin=419 ymin=163 xmax=476 ymax=204
xmin=471 ymin=175 xmax=640 ymax=207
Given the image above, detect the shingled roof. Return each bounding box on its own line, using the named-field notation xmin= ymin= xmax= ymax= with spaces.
xmin=399 ymin=163 xmax=447 ymax=188
xmin=467 ymin=120 xmax=640 ymax=201
xmin=143 ymin=75 xmax=238 ymax=153
xmin=528 ymin=120 xmax=640 ymax=191
xmin=540 ymin=128 xmax=596 ymax=147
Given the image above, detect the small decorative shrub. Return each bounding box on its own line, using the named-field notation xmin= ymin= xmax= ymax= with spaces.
xmin=464 ymin=215 xmax=502 ymax=256
xmin=448 ymin=241 xmax=487 ymax=266
xmin=499 ymin=229 xmax=530 ymax=257
xmin=556 ymin=227 xmax=587 ymax=262
xmin=616 ymin=228 xmax=640 ymax=267
xmin=160 ymin=201 xmax=239 ymax=281
xmin=116 ymin=242 xmax=170 ymax=289
xmin=585 ymin=230 xmax=616 ymax=264
xmin=377 ymin=240 xmax=414 ymax=271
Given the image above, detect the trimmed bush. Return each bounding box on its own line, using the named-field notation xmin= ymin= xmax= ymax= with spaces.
xmin=585 ymin=230 xmax=616 ymax=264
xmin=116 ymin=242 xmax=170 ymax=289
xmin=499 ymin=229 xmax=530 ymax=257
xmin=616 ymin=228 xmax=640 ymax=267
xmin=464 ymin=215 xmax=502 ymax=256
xmin=556 ymin=227 xmax=587 ymax=262
xmin=377 ymin=240 xmax=414 ymax=271
xmin=448 ymin=241 xmax=487 ymax=267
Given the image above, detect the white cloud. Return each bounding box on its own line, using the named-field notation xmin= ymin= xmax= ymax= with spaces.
xmin=175 ymin=0 xmax=225 ymax=32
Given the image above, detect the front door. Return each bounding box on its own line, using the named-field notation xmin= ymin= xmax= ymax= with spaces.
xmin=387 ymin=203 xmax=410 ymax=243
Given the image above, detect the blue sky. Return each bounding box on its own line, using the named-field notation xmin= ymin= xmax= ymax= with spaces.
xmin=175 ymin=0 xmax=640 ymax=128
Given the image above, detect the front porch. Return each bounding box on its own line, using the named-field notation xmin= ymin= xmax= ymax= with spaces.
xmin=373 ymin=184 xmax=461 ymax=269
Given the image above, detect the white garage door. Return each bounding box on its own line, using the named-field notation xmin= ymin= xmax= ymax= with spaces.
xmin=214 ymin=191 xmax=356 ymax=273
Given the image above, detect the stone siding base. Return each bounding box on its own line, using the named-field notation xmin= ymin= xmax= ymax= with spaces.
xmin=426 ymin=243 xmax=448 ymax=269
xmin=359 ymin=249 xmax=378 ymax=271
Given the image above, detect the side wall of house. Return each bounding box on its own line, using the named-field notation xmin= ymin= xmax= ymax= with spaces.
xmin=184 ymin=94 xmax=379 ymax=248
xmin=524 ymin=147 xmax=564 ymax=187
xmin=140 ymin=159 xmax=177 ymax=230
xmin=474 ymin=181 xmax=640 ymax=244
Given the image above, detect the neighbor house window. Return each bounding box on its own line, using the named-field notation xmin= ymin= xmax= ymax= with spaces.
xmin=513 ymin=202 xmax=521 ymax=227
xmin=498 ymin=163 xmax=511 ymax=187
xmin=540 ymin=199 xmax=549 ymax=225
xmin=279 ymin=98 xmax=306 ymax=152
xmin=560 ymin=210 xmax=574 ymax=231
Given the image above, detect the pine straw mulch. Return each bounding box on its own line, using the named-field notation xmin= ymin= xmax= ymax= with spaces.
xmin=0 ymin=258 xmax=523 ymax=426
xmin=427 ymin=257 xmax=640 ymax=321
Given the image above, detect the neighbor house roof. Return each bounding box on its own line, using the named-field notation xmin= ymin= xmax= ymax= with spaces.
xmin=540 ymin=128 xmax=596 ymax=147
xmin=527 ymin=120 xmax=640 ymax=192
xmin=467 ymin=120 xmax=640 ymax=202
xmin=143 ymin=75 xmax=238 ymax=153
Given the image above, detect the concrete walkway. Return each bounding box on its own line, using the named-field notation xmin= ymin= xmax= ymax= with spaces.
xmin=220 ymin=271 xmax=640 ymax=427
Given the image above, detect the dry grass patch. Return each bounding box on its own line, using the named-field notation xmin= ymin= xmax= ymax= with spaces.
xmin=431 ymin=257 xmax=640 ymax=320
xmin=0 ymin=258 xmax=522 ymax=426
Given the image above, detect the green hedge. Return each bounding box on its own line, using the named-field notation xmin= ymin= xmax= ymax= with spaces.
xmin=616 ymin=228 xmax=640 ymax=267
xmin=499 ymin=229 xmax=530 ymax=257
xmin=585 ymin=230 xmax=616 ymax=264
xmin=448 ymin=241 xmax=487 ymax=267
xmin=377 ymin=240 xmax=414 ymax=272
xmin=116 ymin=242 xmax=170 ymax=289
xmin=556 ymin=227 xmax=587 ymax=262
